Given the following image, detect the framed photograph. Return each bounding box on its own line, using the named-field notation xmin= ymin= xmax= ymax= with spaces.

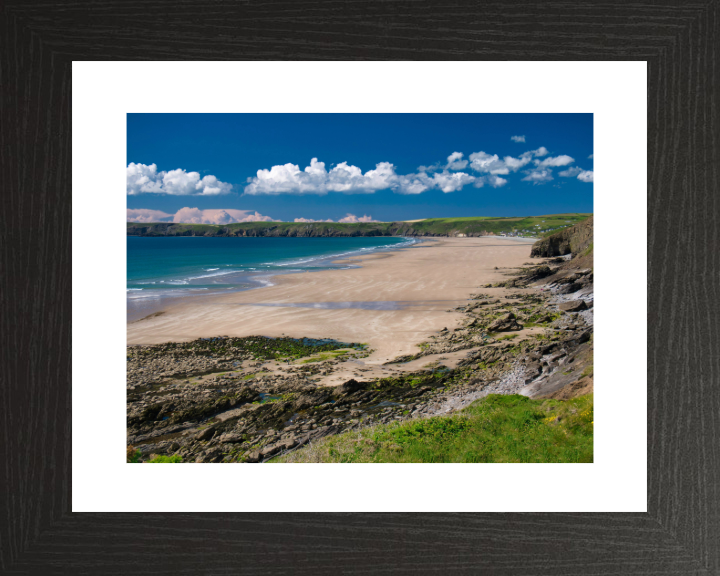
xmin=3 ymin=3 xmax=717 ymax=574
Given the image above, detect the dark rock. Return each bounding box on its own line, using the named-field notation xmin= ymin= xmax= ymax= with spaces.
xmin=558 ymin=300 xmax=588 ymax=312
xmin=245 ymin=451 xmax=261 ymax=463
xmin=488 ymin=313 xmax=522 ymax=332
xmin=294 ymin=391 xmax=330 ymax=410
xmin=334 ymin=379 xmax=365 ymax=396
xmin=195 ymin=426 xmax=217 ymax=441
xmin=557 ymin=283 xmax=581 ymax=295
xmin=217 ymin=432 xmax=244 ymax=444
xmin=569 ymin=329 xmax=592 ymax=346
xmin=260 ymin=444 xmax=280 ymax=457
xmin=529 ymin=265 xmax=553 ymax=280
xmin=279 ymin=435 xmax=297 ymax=450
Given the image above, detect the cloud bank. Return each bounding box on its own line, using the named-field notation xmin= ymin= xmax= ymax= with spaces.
xmin=127 ymin=207 xmax=275 ymax=224
xmin=244 ymin=158 xmax=397 ymax=195
xmin=244 ymin=155 xmax=515 ymax=196
xmin=294 ymin=214 xmax=379 ymax=223
xmin=126 ymin=208 xmax=174 ymax=223
xmin=338 ymin=214 xmax=379 ymax=223
xmin=126 ymin=209 xmax=383 ymax=225
xmin=294 ymin=217 xmax=334 ymax=223
xmin=129 ymin=144 xmax=593 ymax=201
xmin=127 ymin=163 xmax=233 ymax=196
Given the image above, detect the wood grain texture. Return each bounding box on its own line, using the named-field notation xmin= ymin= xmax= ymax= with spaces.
xmin=1 ymin=1 xmax=718 ymax=573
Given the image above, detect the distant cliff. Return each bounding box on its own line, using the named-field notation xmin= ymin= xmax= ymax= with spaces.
xmin=530 ymin=215 xmax=593 ymax=259
xmin=127 ymin=214 xmax=591 ymax=239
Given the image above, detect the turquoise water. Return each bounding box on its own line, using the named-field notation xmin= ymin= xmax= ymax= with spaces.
xmin=127 ymin=236 xmax=415 ymax=321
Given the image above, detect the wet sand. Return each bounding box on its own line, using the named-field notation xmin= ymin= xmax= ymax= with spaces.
xmin=127 ymin=237 xmax=537 ymax=363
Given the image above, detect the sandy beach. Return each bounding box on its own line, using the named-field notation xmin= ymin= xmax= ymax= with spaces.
xmin=127 ymin=237 xmax=537 ymax=363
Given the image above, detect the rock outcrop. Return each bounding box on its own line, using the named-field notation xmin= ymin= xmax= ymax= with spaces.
xmin=530 ymin=215 xmax=593 ymax=258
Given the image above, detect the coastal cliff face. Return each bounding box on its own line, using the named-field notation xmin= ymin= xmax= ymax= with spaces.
xmin=126 ymin=222 xmax=499 ymax=238
xmin=530 ymin=215 xmax=593 ymax=258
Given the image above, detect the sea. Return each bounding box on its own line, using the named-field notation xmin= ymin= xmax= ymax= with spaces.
xmin=127 ymin=235 xmax=417 ymax=322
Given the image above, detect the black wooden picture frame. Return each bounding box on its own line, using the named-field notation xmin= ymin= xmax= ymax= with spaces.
xmin=2 ymin=2 xmax=718 ymax=574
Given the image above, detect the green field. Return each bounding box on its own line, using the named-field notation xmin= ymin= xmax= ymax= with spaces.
xmin=127 ymin=213 xmax=590 ymax=238
xmin=272 ymin=393 xmax=594 ymax=464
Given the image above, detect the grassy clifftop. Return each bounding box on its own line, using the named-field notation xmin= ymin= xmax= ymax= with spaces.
xmin=272 ymin=393 xmax=593 ymax=463
xmin=127 ymin=214 xmax=591 ymax=238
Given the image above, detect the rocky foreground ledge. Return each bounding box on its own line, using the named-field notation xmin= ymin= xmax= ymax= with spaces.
xmin=127 ymin=245 xmax=594 ymax=463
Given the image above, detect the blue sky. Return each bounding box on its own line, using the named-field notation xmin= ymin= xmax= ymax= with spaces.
xmin=127 ymin=113 xmax=593 ymax=224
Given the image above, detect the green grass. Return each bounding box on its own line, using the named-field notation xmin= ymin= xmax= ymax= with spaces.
xmin=127 ymin=448 xmax=142 ymax=463
xmin=147 ymin=455 xmax=183 ymax=463
xmin=272 ymin=393 xmax=593 ymax=463
xmin=127 ymin=449 xmax=182 ymax=463
xmin=128 ymin=214 xmax=591 ymax=239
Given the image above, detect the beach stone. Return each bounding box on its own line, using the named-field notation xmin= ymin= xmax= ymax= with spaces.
xmin=558 ymin=300 xmax=588 ymax=312
xmin=260 ymin=444 xmax=279 ymax=457
xmin=280 ymin=435 xmax=297 ymax=450
xmin=195 ymin=426 xmax=217 ymax=441
xmin=557 ymin=283 xmax=581 ymax=295
xmin=335 ymin=379 xmax=364 ymax=396
xmin=488 ymin=313 xmax=522 ymax=332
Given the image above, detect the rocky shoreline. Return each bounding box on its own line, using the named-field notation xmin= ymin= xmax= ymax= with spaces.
xmin=127 ymin=229 xmax=594 ymax=463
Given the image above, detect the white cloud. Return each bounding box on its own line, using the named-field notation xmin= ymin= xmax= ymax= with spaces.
xmin=394 ymin=173 xmax=433 ymax=195
xmin=445 ymin=152 xmax=468 ymax=171
xmin=294 ymin=217 xmax=334 ymax=223
xmin=126 ymin=208 xmax=173 ymax=223
xmin=588 ymin=154 xmax=594 ymax=159
xmin=338 ymin=214 xmax=379 ymax=223
xmin=245 ymin=158 xmax=399 ymax=195
xmin=127 ymin=163 xmax=232 ymax=195
xmin=395 ymin=170 xmax=477 ymax=194
xmin=510 ymin=135 xmax=526 ymax=143
xmin=242 ymin=146 xmax=577 ymax=196
xmin=173 ymin=208 xmax=275 ymax=224
xmin=558 ymin=166 xmax=582 ymax=177
xmin=502 ymin=155 xmax=532 ymax=171
xmin=558 ymin=166 xmax=593 ymax=182
xmin=417 ymin=162 xmax=442 ymax=173
xmin=127 ymin=207 xmax=275 ymax=224
xmin=431 ymin=170 xmax=476 ymax=193
xmin=468 ymin=151 xmax=509 ymax=175
xmin=241 ymin=158 xmax=477 ymax=196
xmin=522 ymin=169 xmax=554 ymax=184
xmin=535 ymin=154 xmax=574 ymax=168
xmin=500 ymin=147 xmax=550 ymax=172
